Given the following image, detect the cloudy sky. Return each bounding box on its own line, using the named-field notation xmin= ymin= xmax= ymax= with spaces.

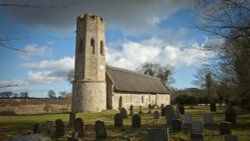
xmin=0 ymin=0 xmax=214 ymax=97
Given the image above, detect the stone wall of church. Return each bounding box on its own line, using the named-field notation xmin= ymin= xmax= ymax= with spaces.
xmin=112 ymin=92 xmax=170 ymax=110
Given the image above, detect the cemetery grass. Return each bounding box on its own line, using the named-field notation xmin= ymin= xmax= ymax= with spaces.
xmin=0 ymin=106 xmax=250 ymax=141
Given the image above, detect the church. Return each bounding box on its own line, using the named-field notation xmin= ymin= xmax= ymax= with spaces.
xmin=71 ymin=13 xmax=171 ymax=112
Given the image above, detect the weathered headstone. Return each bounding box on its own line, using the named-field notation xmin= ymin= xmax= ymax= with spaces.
xmin=120 ymin=108 xmax=128 ymax=119
xmin=95 ymin=120 xmax=107 ymax=140
xmin=129 ymin=105 xmax=134 ymax=116
xmin=179 ymin=104 xmax=185 ymax=115
xmin=210 ymin=102 xmax=217 ymax=112
xmin=203 ymin=112 xmax=213 ymax=125
xmin=33 ymin=123 xmax=41 ymax=134
xmin=139 ymin=106 xmax=143 ymax=114
xmin=161 ymin=106 xmax=166 ymax=117
xmin=183 ymin=113 xmax=193 ymax=125
xmin=224 ymin=134 xmax=238 ymax=141
xmin=165 ymin=105 xmax=176 ymax=124
xmin=192 ymin=121 xmax=204 ymax=133
xmin=218 ymin=122 xmax=232 ymax=135
xmin=172 ymin=119 xmax=182 ymax=132
xmin=55 ymin=119 xmax=65 ymax=137
xmin=46 ymin=120 xmax=53 ymax=135
xmin=147 ymin=128 xmax=170 ymax=141
xmin=190 ymin=133 xmax=204 ymax=141
xmin=69 ymin=112 xmax=76 ymax=126
xmin=225 ymin=106 xmax=236 ymax=125
xmin=132 ymin=114 xmax=141 ymax=128
xmin=153 ymin=111 xmax=160 ymax=120
xmin=74 ymin=118 xmax=84 ymax=138
xmin=114 ymin=113 xmax=123 ymax=127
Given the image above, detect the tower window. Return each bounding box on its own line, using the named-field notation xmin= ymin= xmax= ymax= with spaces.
xmin=79 ymin=39 xmax=83 ymax=53
xmin=91 ymin=38 xmax=95 ymax=54
xmin=100 ymin=40 xmax=104 ymax=56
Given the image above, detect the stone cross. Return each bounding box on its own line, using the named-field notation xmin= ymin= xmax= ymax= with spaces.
xmin=114 ymin=113 xmax=123 ymax=127
xmin=95 ymin=120 xmax=107 ymax=140
xmin=129 ymin=105 xmax=134 ymax=116
xmin=55 ymin=119 xmax=65 ymax=137
xmin=132 ymin=114 xmax=141 ymax=128
xmin=147 ymin=128 xmax=170 ymax=141
xmin=218 ymin=121 xmax=232 ymax=135
xmin=74 ymin=118 xmax=84 ymax=138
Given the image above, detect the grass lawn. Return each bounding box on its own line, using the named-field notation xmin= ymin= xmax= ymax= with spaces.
xmin=0 ymin=105 xmax=250 ymax=141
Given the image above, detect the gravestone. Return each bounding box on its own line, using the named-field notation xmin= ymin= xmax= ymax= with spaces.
xmin=95 ymin=120 xmax=107 ymax=140
xmin=139 ymin=106 xmax=143 ymax=114
xmin=224 ymin=134 xmax=238 ymax=141
xmin=179 ymin=104 xmax=185 ymax=115
xmin=218 ymin=122 xmax=232 ymax=135
xmin=148 ymin=104 xmax=152 ymax=114
xmin=183 ymin=113 xmax=193 ymax=125
xmin=147 ymin=128 xmax=170 ymax=141
xmin=120 ymin=108 xmax=128 ymax=119
xmin=190 ymin=133 xmax=204 ymax=141
xmin=33 ymin=123 xmax=41 ymax=134
xmin=46 ymin=120 xmax=53 ymax=135
xmin=132 ymin=114 xmax=141 ymax=128
xmin=161 ymin=106 xmax=166 ymax=117
xmin=153 ymin=111 xmax=160 ymax=120
xmin=225 ymin=106 xmax=236 ymax=125
xmin=114 ymin=113 xmax=123 ymax=127
xmin=210 ymin=102 xmax=217 ymax=112
xmin=172 ymin=119 xmax=182 ymax=132
xmin=165 ymin=105 xmax=176 ymax=124
xmin=55 ymin=119 xmax=65 ymax=137
xmin=129 ymin=105 xmax=134 ymax=116
xmin=192 ymin=121 xmax=204 ymax=133
xmin=69 ymin=112 xmax=76 ymax=126
xmin=74 ymin=118 xmax=84 ymax=138
xmin=203 ymin=112 xmax=213 ymax=125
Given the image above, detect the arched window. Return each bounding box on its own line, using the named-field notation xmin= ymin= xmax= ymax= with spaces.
xmin=100 ymin=40 xmax=104 ymax=55
xmin=79 ymin=39 xmax=83 ymax=53
xmin=91 ymin=38 xmax=95 ymax=54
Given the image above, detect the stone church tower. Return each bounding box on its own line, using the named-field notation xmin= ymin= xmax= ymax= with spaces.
xmin=72 ymin=13 xmax=106 ymax=112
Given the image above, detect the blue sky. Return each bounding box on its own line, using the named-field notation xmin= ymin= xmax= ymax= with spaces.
xmin=0 ymin=0 xmax=214 ymax=97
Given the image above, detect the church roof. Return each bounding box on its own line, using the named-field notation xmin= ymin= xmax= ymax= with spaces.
xmin=106 ymin=66 xmax=170 ymax=94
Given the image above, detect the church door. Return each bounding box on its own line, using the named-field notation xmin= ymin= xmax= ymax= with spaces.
xmin=118 ymin=96 xmax=123 ymax=110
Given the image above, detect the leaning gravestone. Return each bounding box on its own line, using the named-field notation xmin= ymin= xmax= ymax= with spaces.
xmin=153 ymin=111 xmax=160 ymax=120
xmin=33 ymin=123 xmax=41 ymax=134
xmin=172 ymin=119 xmax=182 ymax=132
xmin=132 ymin=114 xmax=141 ymax=128
xmin=218 ymin=121 xmax=232 ymax=135
xmin=165 ymin=105 xmax=176 ymax=124
xmin=183 ymin=113 xmax=193 ymax=125
xmin=95 ymin=120 xmax=107 ymax=140
xmin=210 ymin=102 xmax=217 ymax=112
xmin=69 ymin=112 xmax=76 ymax=126
xmin=120 ymin=108 xmax=128 ymax=119
xmin=55 ymin=119 xmax=65 ymax=137
xmin=190 ymin=133 xmax=204 ymax=141
xmin=203 ymin=112 xmax=214 ymax=125
xmin=147 ymin=128 xmax=170 ymax=141
xmin=224 ymin=134 xmax=238 ymax=141
xmin=161 ymin=106 xmax=166 ymax=117
xmin=114 ymin=113 xmax=123 ymax=127
xmin=179 ymin=104 xmax=185 ymax=115
xmin=225 ymin=106 xmax=236 ymax=125
xmin=192 ymin=121 xmax=204 ymax=133
xmin=46 ymin=120 xmax=53 ymax=135
xmin=74 ymin=118 xmax=84 ymax=138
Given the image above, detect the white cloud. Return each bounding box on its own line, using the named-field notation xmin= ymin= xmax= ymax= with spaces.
xmin=19 ymin=44 xmax=53 ymax=61
xmin=106 ymin=37 xmax=213 ymax=70
xmin=22 ymin=57 xmax=74 ymax=84
xmin=0 ymin=80 xmax=30 ymax=93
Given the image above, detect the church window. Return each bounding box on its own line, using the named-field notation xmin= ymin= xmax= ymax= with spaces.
xmin=91 ymin=38 xmax=95 ymax=54
xmin=149 ymin=95 xmax=151 ymax=102
xmin=100 ymin=40 xmax=104 ymax=55
xmin=79 ymin=39 xmax=83 ymax=53
xmin=141 ymin=96 xmax=144 ymax=103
